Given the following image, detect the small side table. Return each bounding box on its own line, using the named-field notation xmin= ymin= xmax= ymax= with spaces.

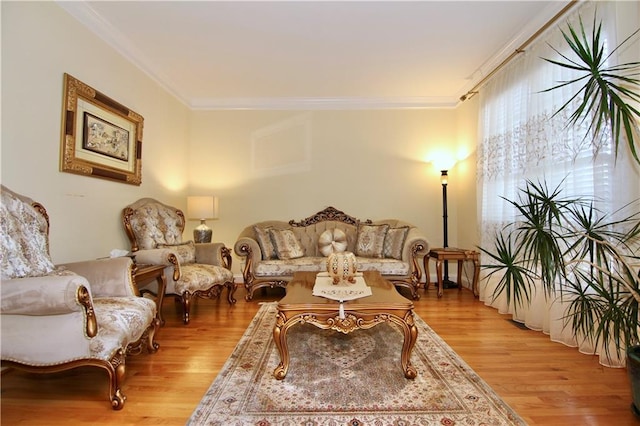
xmin=133 ymin=264 xmax=167 ymax=326
xmin=424 ymin=248 xmax=480 ymax=298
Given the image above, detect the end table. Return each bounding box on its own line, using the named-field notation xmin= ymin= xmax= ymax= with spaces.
xmin=133 ymin=264 xmax=167 ymax=326
xmin=424 ymin=248 xmax=480 ymax=298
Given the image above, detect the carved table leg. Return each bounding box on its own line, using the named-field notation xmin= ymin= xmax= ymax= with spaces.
xmin=435 ymin=258 xmax=444 ymax=298
xmin=400 ymin=312 xmax=418 ymax=379
xmin=472 ymin=256 xmax=480 ymax=296
xmin=273 ymin=312 xmax=290 ymax=380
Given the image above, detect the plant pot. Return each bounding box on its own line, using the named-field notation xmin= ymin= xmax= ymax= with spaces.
xmin=627 ymin=346 xmax=640 ymax=417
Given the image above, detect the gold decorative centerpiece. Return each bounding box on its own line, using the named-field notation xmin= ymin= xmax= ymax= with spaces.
xmin=313 ymin=252 xmax=371 ymax=304
xmin=326 ymin=251 xmax=358 ymax=285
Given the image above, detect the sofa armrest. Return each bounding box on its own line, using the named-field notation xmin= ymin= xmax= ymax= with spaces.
xmin=402 ymin=228 xmax=430 ymax=282
xmin=1 ymin=274 xmax=90 ymax=315
xmin=130 ymin=248 xmax=180 ymax=281
xmin=195 ymin=242 xmax=232 ymax=269
xmin=1 ymin=274 xmax=98 ymax=339
xmin=234 ymin=237 xmax=262 ymax=265
xmin=402 ymin=228 xmax=430 ymax=263
xmin=60 ymin=257 xmax=137 ymax=298
xmin=402 ymin=228 xmax=430 ymax=262
xmin=131 ymin=248 xmax=173 ymax=266
xmin=1 ymin=281 xmax=97 ymax=365
xmin=234 ymin=237 xmax=263 ymax=287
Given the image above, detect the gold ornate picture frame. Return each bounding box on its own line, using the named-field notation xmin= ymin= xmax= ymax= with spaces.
xmin=60 ymin=73 xmax=143 ymax=185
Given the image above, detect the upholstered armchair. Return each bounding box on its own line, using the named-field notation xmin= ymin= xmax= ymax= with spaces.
xmin=0 ymin=185 xmax=159 ymax=410
xmin=122 ymin=198 xmax=236 ymax=325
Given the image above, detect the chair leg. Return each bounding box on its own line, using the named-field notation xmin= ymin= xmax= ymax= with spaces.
xmin=106 ymin=349 xmax=127 ymax=410
xmin=181 ymin=292 xmax=192 ymax=325
xmin=146 ymin=318 xmax=160 ymax=353
xmin=227 ymin=282 xmax=237 ymax=305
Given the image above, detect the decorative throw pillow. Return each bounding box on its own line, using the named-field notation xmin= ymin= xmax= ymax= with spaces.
xmin=355 ymin=224 xmax=389 ymax=258
xmin=383 ymin=226 xmax=410 ymax=260
xmin=318 ymin=228 xmax=348 ymax=257
xmin=269 ymin=229 xmax=305 ymax=260
xmin=157 ymin=240 xmax=196 ymax=264
xmin=0 ymin=190 xmax=55 ymax=279
xmin=254 ymin=226 xmax=277 ymax=260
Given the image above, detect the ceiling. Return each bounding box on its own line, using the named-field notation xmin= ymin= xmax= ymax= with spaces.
xmin=57 ymin=1 xmax=574 ymax=110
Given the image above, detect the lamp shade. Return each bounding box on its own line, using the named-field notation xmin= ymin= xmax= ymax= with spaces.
xmin=440 ymin=170 xmax=449 ymax=185
xmin=187 ymin=196 xmax=219 ymax=220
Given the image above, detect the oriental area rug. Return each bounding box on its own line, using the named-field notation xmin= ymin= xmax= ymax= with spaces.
xmin=188 ymin=302 xmax=525 ymax=425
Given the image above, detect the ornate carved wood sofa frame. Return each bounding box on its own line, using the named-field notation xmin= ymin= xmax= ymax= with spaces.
xmin=122 ymin=198 xmax=236 ymax=325
xmin=234 ymin=207 xmax=430 ymax=301
xmin=0 ymin=186 xmax=159 ymax=410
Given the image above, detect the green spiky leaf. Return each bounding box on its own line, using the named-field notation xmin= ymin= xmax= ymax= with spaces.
xmin=541 ymin=13 xmax=640 ymax=166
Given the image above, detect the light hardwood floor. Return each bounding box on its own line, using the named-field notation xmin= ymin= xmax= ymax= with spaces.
xmin=1 ymin=283 xmax=636 ymax=425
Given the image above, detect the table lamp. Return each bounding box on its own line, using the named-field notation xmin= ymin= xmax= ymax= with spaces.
xmin=187 ymin=196 xmax=218 ymax=243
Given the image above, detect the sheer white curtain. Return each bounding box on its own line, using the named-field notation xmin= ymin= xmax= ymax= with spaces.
xmin=477 ymin=1 xmax=640 ymax=367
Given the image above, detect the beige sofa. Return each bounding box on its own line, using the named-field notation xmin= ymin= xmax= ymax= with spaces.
xmin=0 ymin=185 xmax=159 ymax=409
xmin=234 ymin=207 xmax=430 ymax=300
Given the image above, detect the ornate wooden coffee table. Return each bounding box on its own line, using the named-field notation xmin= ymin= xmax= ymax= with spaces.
xmin=273 ymin=270 xmax=418 ymax=380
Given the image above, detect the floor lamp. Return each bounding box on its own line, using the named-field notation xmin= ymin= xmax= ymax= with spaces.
xmin=441 ymin=170 xmax=457 ymax=288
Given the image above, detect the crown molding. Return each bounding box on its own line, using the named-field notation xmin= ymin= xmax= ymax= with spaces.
xmin=456 ymin=0 xmax=576 ymax=99
xmin=189 ymin=96 xmax=459 ymax=110
xmin=57 ymin=0 xmax=570 ymax=111
xmin=55 ymin=1 xmax=190 ymax=106
xmin=55 ymin=1 xmax=460 ymax=110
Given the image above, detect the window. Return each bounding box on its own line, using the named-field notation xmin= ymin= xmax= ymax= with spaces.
xmin=476 ymin=0 xmax=640 ymax=368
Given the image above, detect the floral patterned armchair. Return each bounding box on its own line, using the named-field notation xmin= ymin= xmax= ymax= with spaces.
xmin=0 ymin=185 xmax=159 ymax=410
xmin=122 ymin=198 xmax=236 ymax=325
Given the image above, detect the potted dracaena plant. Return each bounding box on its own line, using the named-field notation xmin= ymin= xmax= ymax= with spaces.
xmin=541 ymin=12 xmax=640 ymax=165
xmin=481 ymin=180 xmax=640 ymax=412
xmin=481 ymin=11 xmax=640 ymax=415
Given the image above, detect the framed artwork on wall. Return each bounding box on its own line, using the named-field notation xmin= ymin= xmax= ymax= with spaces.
xmin=60 ymin=73 xmax=143 ymax=185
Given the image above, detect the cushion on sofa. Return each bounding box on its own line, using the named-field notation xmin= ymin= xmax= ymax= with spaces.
xmin=254 ymin=226 xmax=277 ymax=260
xmin=269 ymin=229 xmax=305 ymax=260
xmin=318 ymin=228 xmax=348 ymax=256
xmin=157 ymin=240 xmax=196 ymax=264
xmin=383 ymin=226 xmax=410 ymax=260
xmin=355 ymin=224 xmax=389 ymax=258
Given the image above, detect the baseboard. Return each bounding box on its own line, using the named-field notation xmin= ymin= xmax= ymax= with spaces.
xmin=426 ymin=273 xmax=473 ymax=290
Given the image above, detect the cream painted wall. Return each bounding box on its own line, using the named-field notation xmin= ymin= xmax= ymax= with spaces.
xmin=1 ymin=2 xmax=191 ymax=263
xmin=188 ymin=108 xmax=480 ymax=275
xmin=453 ymin=95 xmax=479 ymax=251
xmin=451 ymin=96 xmax=480 ymax=285
xmin=1 ymin=2 xmax=481 ymax=276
